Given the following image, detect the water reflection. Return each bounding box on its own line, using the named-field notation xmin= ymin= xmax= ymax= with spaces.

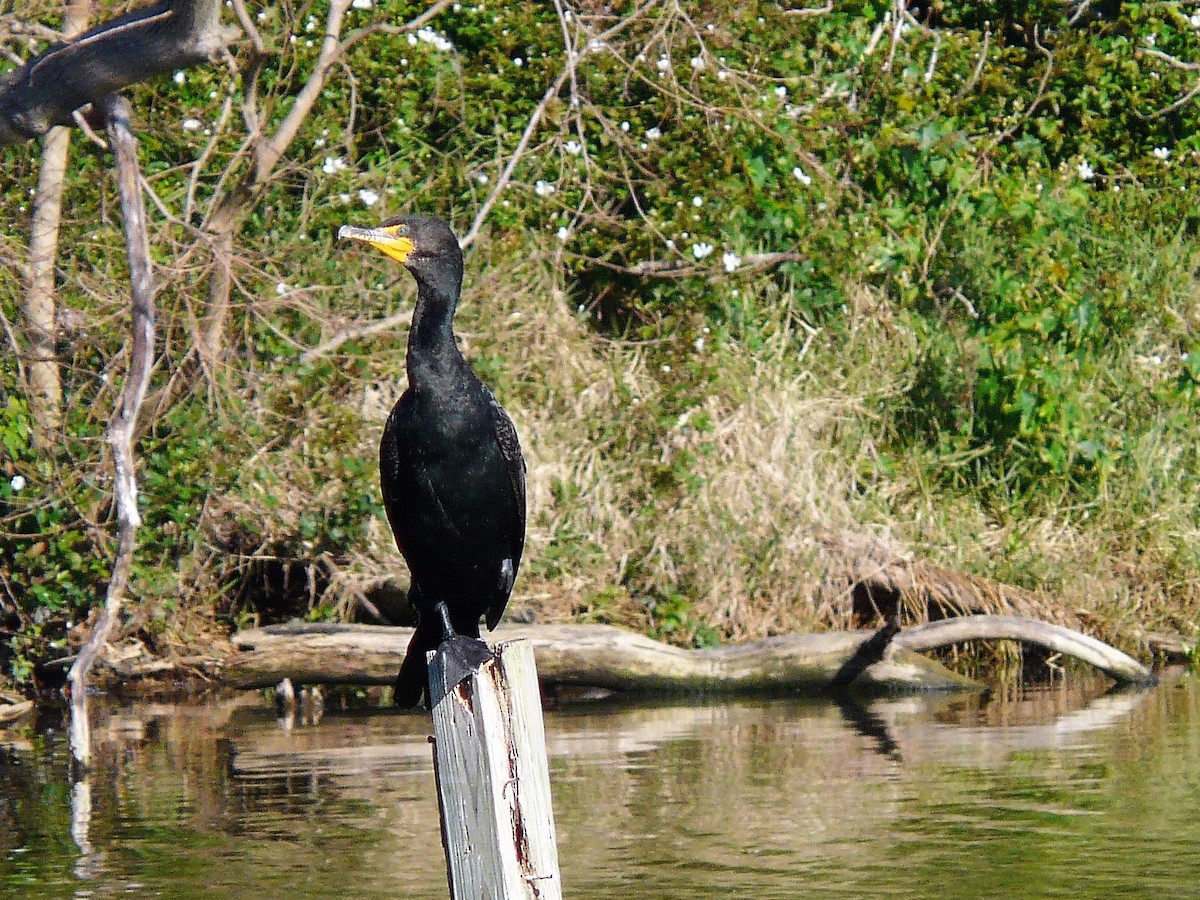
xmin=2 ymin=671 xmax=1198 ymax=898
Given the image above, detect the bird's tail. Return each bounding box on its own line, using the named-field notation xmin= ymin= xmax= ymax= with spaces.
xmin=394 ymin=618 xmax=440 ymax=708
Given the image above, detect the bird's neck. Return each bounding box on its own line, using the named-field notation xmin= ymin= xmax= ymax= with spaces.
xmin=407 ymin=266 xmax=466 ymax=385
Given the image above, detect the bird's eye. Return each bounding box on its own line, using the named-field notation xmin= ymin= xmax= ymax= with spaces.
xmin=396 ymin=224 xmax=409 ymax=236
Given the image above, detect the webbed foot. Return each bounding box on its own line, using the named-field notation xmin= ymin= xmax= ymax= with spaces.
xmin=431 ymin=634 xmax=496 ymax=705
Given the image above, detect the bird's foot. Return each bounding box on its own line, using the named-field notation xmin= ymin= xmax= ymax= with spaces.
xmin=432 ymin=634 xmax=496 ymax=703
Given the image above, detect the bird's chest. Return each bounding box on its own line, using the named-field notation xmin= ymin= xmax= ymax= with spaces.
xmin=386 ymin=384 xmax=498 ymax=490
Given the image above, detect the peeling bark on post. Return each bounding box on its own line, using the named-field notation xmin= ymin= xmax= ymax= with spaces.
xmin=429 ymin=641 xmax=563 ymax=900
xmin=67 ymin=95 xmax=156 ymax=770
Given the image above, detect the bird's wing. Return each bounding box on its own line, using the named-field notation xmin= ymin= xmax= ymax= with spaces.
xmin=484 ymin=387 xmax=526 ymax=631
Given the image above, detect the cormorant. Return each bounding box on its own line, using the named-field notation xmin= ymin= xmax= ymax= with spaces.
xmin=338 ymin=215 xmax=526 ymax=708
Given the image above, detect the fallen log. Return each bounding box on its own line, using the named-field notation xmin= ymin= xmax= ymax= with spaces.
xmin=226 ymin=622 xmax=976 ymax=693
xmin=896 ymin=615 xmax=1156 ymax=685
xmin=224 ymin=615 xmax=1154 ymax=695
xmin=223 ymin=615 xmax=1155 ymax=694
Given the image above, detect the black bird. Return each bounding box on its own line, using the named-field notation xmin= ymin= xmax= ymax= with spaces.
xmin=338 ymin=216 xmax=526 ymax=708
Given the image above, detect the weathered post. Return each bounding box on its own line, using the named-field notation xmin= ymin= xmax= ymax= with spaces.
xmin=428 ymin=640 xmax=562 ymax=899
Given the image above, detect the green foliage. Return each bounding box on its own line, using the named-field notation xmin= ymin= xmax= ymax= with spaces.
xmin=3 ymin=0 xmax=1200 ymax=680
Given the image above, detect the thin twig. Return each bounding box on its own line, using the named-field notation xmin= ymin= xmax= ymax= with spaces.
xmin=459 ymin=67 xmax=573 ymax=251
xmin=298 ymin=306 xmax=412 ymax=364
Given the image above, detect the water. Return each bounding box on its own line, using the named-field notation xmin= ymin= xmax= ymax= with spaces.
xmin=3 ymin=671 xmax=1199 ymax=898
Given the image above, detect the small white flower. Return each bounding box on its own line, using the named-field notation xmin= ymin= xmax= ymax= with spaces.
xmin=10 ymin=475 xmax=26 ymax=492
xmin=792 ymin=166 xmax=812 ymax=186
xmin=314 ymin=137 xmax=326 ymax=148
xmin=257 ymin=10 xmax=267 ymax=20
xmin=665 ymin=239 xmax=676 ymax=250
xmin=692 ymin=196 xmax=704 ymax=207
xmin=690 ymin=55 xmax=705 ymax=71
xmin=322 ymin=156 xmax=348 ymax=175
xmin=692 ymin=242 xmax=714 ymax=259
xmin=621 ymin=121 xmax=630 ymax=132
xmin=565 ymin=140 xmax=582 ymax=155
xmin=358 ymin=188 xmax=380 ymax=206
xmin=305 ymin=17 xmax=315 ymax=31
xmin=774 ymin=85 xmax=788 ymax=98
xmin=534 ymin=180 xmax=556 ymax=197
xmin=351 ymin=0 xmax=373 ymax=7
xmin=416 ymin=27 xmax=454 ymax=52
xmin=1153 ymin=146 xmax=1170 ymax=161
xmin=656 ymin=55 xmax=671 ymax=72
xmin=722 ymin=251 xmax=740 ymax=272
xmin=305 ymin=39 xmax=314 ymax=48
xmin=557 ymin=226 xmax=570 ymax=242
xmin=338 ymin=192 xmax=352 ymax=204
xmin=182 ymin=118 xmax=201 ymax=131
xmin=1077 ymin=159 xmax=1095 ymax=181
xmin=693 ymin=337 xmax=706 ymax=352
xmin=646 ymin=127 xmax=662 ymax=140
xmin=173 ymin=71 xmax=185 ymax=84
xmin=476 ymin=172 xmax=489 ymax=184
xmin=514 ymin=57 xmax=523 ymax=67
xmin=662 ymin=364 xmax=671 ymax=373
xmin=275 ymin=282 xmax=289 ymax=295
xmin=717 ymin=70 xmax=728 ymax=81
xmin=407 ymin=33 xmax=418 ymax=45
xmin=1191 ymin=12 xmax=1200 ymax=27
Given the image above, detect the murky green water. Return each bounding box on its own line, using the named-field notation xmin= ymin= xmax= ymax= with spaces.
xmin=3 ymin=671 xmax=1199 ymax=898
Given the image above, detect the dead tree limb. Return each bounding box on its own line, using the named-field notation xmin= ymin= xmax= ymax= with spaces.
xmin=0 ymin=0 xmax=233 ymax=146
xmin=67 ymin=95 xmax=157 ymax=769
xmin=895 ymin=615 xmax=1156 ymax=685
xmin=224 ymin=623 xmax=981 ymax=694
xmin=222 ymin=615 xmax=1157 ymax=695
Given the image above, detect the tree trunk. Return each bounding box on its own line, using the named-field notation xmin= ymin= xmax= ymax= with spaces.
xmin=21 ymin=0 xmax=91 ymax=447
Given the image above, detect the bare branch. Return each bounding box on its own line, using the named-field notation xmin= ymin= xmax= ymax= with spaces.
xmin=460 ymin=68 xmax=572 ymax=251
xmin=777 ymin=1 xmax=833 ymax=15
xmin=0 ymin=0 xmax=235 ymax=147
xmin=68 ymin=94 xmax=157 ymax=769
xmin=298 ymin=306 xmax=413 ymax=365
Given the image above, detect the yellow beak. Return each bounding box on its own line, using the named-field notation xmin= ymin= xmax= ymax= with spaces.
xmin=338 ymin=224 xmax=416 ymax=265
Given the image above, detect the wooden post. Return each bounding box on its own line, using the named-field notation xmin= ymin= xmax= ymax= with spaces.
xmin=428 ymin=640 xmax=562 ymax=900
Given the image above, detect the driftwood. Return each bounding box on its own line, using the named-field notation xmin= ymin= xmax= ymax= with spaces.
xmin=226 ymin=622 xmax=975 ymax=693
xmin=0 ymin=0 xmax=233 ymax=146
xmin=224 ymin=616 xmax=1155 ymax=695
xmin=896 ymin=616 xmax=1155 ymax=685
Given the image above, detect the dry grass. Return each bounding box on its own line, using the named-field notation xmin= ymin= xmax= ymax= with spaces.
xmin=177 ymin=231 xmax=1198 ymax=656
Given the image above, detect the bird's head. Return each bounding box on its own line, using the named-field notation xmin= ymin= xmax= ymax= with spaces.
xmin=338 ymin=215 xmax=462 ymax=282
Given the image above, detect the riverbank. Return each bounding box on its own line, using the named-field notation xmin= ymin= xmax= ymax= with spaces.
xmin=4 ymin=1 xmax=1200 ymax=691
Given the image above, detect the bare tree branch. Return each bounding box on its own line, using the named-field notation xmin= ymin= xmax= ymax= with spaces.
xmin=298 ymin=306 xmax=413 ymax=365
xmin=68 ymin=94 xmax=157 ymax=770
xmin=0 ymin=0 xmax=235 ymax=147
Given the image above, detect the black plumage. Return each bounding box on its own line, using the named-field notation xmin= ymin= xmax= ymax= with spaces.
xmin=338 ymin=215 xmax=526 ymax=707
